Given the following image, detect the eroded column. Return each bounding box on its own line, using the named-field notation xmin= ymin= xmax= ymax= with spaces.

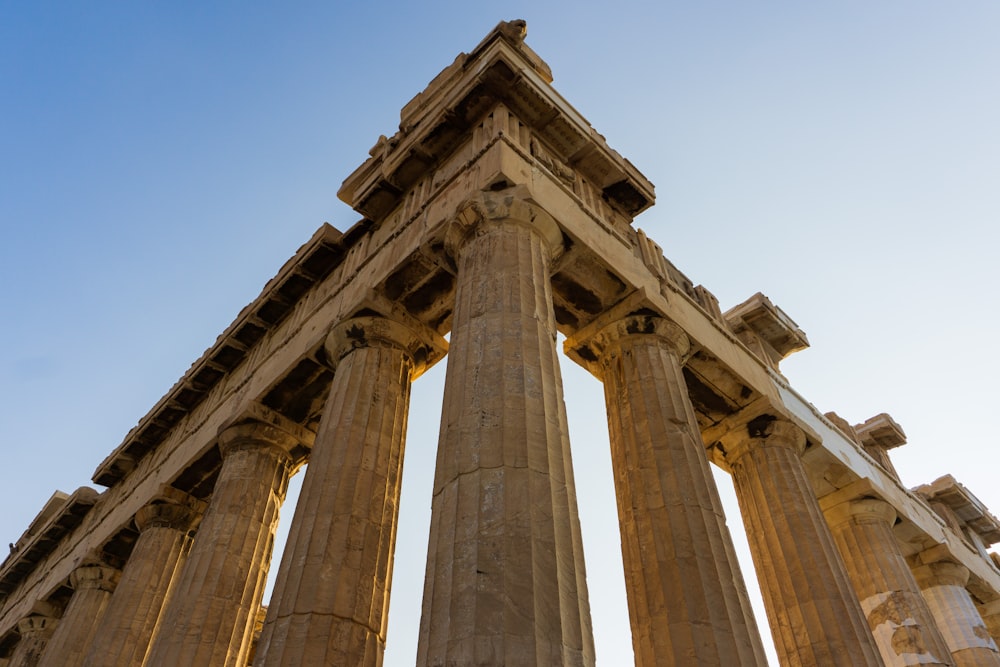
xmin=417 ymin=187 xmax=594 ymax=666
xmin=824 ymin=498 xmax=952 ymax=666
xmin=9 ymin=613 xmax=57 ymax=667
xmin=588 ymin=314 xmax=765 ymax=665
xmin=981 ymin=600 xmax=1000 ymax=646
xmin=83 ymin=490 xmax=203 ymax=667
xmin=912 ymin=559 xmax=1000 ymax=666
xmin=255 ymin=315 xmax=444 ymax=667
xmin=37 ymin=564 xmax=119 ymax=667
xmin=721 ymin=418 xmax=884 ymax=666
xmin=145 ymin=421 xmax=301 ymax=667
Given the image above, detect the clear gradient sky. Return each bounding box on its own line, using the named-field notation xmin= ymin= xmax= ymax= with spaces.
xmin=2 ymin=3 xmax=999 ymax=665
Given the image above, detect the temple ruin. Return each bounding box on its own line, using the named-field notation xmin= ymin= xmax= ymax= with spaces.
xmin=2 ymin=20 xmax=999 ymax=667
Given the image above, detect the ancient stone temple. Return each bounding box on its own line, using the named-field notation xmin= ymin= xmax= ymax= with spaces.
xmin=2 ymin=20 xmax=999 ymax=667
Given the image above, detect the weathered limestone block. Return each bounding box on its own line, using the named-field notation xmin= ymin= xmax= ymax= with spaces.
xmin=912 ymin=559 xmax=1000 ymax=666
xmin=83 ymin=492 xmax=203 ymax=667
xmin=255 ymin=315 xmax=445 ymax=667
xmin=9 ymin=614 xmax=57 ymax=667
xmin=417 ymin=188 xmax=594 ymax=666
xmin=36 ymin=563 xmax=119 ymax=667
xmin=824 ymin=498 xmax=952 ymax=666
xmin=722 ymin=418 xmax=884 ymax=666
xmin=587 ymin=314 xmax=766 ymax=666
xmin=144 ymin=421 xmax=301 ymax=667
xmin=980 ymin=599 xmax=1000 ymax=645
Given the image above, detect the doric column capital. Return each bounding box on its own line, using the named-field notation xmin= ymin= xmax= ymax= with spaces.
xmin=824 ymin=497 xmax=897 ymax=529
xmin=136 ymin=485 xmax=205 ymax=531
xmin=17 ymin=613 xmax=57 ymax=638
xmin=721 ymin=416 xmax=807 ymax=464
xmin=445 ymin=185 xmax=563 ymax=262
xmin=324 ymin=315 xmax=442 ymax=376
xmin=912 ymin=559 xmax=970 ymax=589
xmin=589 ymin=313 xmax=690 ymax=362
xmin=217 ymin=420 xmax=301 ymax=463
xmin=69 ymin=563 xmax=120 ymax=593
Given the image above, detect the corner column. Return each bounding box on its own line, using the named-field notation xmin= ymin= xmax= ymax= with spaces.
xmin=416 ymin=187 xmax=595 ymax=666
xmin=145 ymin=421 xmax=303 ymax=667
xmin=83 ymin=491 xmax=204 ymax=667
xmin=36 ymin=563 xmax=119 ymax=667
xmin=912 ymin=558 xmax=1000 ymax=666
xmin=721 ymin=418 xmax=884 ymax=666
xmin=586 ymin=314 xmax=766 ymax=665
xmin=255 ymin=315 xmax=444 ymax=666
xmin=824 ymin=498 xmax=952 ymax=666
xmin=8 ymin=613 xmax=57 ymax=667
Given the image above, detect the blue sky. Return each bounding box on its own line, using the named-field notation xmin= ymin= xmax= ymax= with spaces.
xmin=2 ymin=3 xmax=999 ymax=664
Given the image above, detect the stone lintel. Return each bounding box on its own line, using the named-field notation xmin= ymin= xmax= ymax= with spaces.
xmin=916 ymin=475 xmax=1000 ymax=546
xmin=854 ymin=413 xmax=907 ymax=450
xmin=823 ymin=411 xmax=860 ymax=444
xmin=724 ymin=292 xmax=809 ymax=364
xmin=338 ymin=20 xmax=654 ymax=223
xmin=92 ymin=223 xmax=348 ymax=489
xmin=0 ymin=488 xmax=99 ymax=599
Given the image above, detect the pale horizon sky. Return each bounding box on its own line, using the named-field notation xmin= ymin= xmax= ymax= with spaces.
xmin=3 ymin=3 xmax=999 ymax=665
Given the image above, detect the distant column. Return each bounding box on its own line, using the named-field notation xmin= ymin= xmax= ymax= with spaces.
xmin=981 ymin=600 xmax=1000 ymax=645
xmin=145 ymin=421 xmax=302 ymax=667
xmin=256 ymin=315 xmax=444 ymax=667
xmin=8 ymin=614 xmax=57 ymax=667
xmin=417 ymin=188 xmax=595 ymax=666
xmin=587 ymin=314 xmax=766 ymax=665
xmin=824 ymin=498 xmax=952 ymax=666
xmin=36 ymin=564 xmax=118 ymax=667
xmin=83 ymin=492 xmax=203 ymax=667
xmin=912 ymin=559 xmax=1000 ymax=666
xmin=721 ymin=418 xmax=884 ymax=666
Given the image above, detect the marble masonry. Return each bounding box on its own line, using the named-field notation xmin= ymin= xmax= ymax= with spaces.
xmin=2 ymin=21 xmax=999 ymax=667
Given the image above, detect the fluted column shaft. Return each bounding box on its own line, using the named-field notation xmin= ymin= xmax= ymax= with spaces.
xmin=256 ymin=316 xmax=442 ymax=667
xmin=145 ymin=422 xmax=298 ymax=667
xmin=980 ymin=600 xmax=1000 ymax=646
xmin=592 ymin=315 xmax=765 ymax=665
xmin=83 ymin=496 xmax=201 ymax=667
xmin=9 ymin=615 xmax=57 ymax=667
xmin=417 ymin=188 xmax=594 ymax=666
xmin=825 ymin=499 xmax=952 ymax=666
xmin=723 ymin=418 xmax=884 ymax=666
xmin=37 ymin=564 xmax=119 ymax=667
xmin=912 ymin=560 xmax=1000 ymax=666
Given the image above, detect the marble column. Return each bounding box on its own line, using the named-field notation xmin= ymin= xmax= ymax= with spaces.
xmin=9 ymin=614 xmax=57 ymax=667
xmin=145 ymin=421 xmax=301 ymax=667
xmin=721 ymin=417 xmax=884 ymax=666
xmin=912 ymin=560 xmax=1000 ymax=666
xmin=36 ymin=564 xmax=119 ymax=667
xmin=255 ymin=315 xmax=444 ymax=667
xmin=416 ymin=187 xmax=594 ymax=666
xmin=83 ymin=492 xmax=203 ymax=667
xmin=588 ymin=314 xmax=766 ymax=665
xmin=824 ymin=498 xmax=952 ymax=666
xmin=980 ymin=600 xmax=1000 ymax=646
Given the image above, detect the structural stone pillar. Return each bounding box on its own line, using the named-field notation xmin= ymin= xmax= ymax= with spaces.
xmin=145 ymin=421 xmax=301 ymax=667
xmin=416 ymin=187 xmax=595 ymax=666
xmin=9 ymin=613 xmax=58 ymax=667
xmin=721 ymin=417 xmax=884 ymax=666
xmin=36 ymin=563 xmax=119 ymax=667
xmin=824 ymin=498 xmax=953 ymax=666
xmin=980 ymin=599 xmax=1000 ymax=646
xmin=912 ymin=559 xmax=1000 ymax=666
xmin=83 ymin=492 xmax=204 ymax=667
xmin=587 ymin=314 xmax=766 ymax=666
xmin=255 ymin=315 xmax=444 ymax=667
